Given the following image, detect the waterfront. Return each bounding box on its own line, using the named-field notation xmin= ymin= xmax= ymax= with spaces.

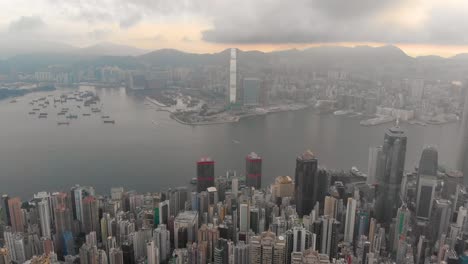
xmin=0 ymin=86 xmax=460 ymax=198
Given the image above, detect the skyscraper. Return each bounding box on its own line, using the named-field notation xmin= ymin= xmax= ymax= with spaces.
xmin=458 ymin=81 xmax=468 ymax=184
xmin=38 ymin=199 xmax=51 ymax=239
xmin=147 ymin=240 xmax=160 ymax=264
xmin=367 ymin=146 xmax=383 ymax=185
xmin=375 ymin=125 xmax=407 ymax=225
xmin=154 ymin=224 xmax=170 ymax=263
xmin=1 ymin=195 xmax=10 ymax=226
xmin=197 ymin=158 xmax=215 ymax=193
xmin=294 ymin=150 xmax=318 ymax=218
xmin=109 ymin=248 xmax=124 ymax=264
xmin=246 ymin=152 xmax=262 ymax=190
xmin=416 ymin=147 xmax=438 ymax=220
xmin=344 ymin=198 xmax=357 ymax=243
xmin=82 ymin=196 xmax=99 ymax=236
xmin=8 ymin=197 xmax=24 ymax=233
xmin=228 ymin=48 xmax=237 ymax=104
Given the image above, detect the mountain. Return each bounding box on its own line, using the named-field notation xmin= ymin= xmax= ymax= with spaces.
xmin=0 ymin=40 xmax=76 ymax=59
xmin=76 ymin=42 xmax=148 ymax=57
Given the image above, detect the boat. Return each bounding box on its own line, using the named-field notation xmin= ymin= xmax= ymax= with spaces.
xmin=57 ymin=122 xmax=70 ymax=125
xmin=28 ymin=112 xmax=36 ymax=115
xmin=57 ymin=112 xmax=66 ymax=116
xmin=333 ymin=110 xmax=352 ymax=116
xmin=91 ymin=108 xmax=101 ymax=113
xmin=83 ymin=113 xmax=91 ymax=116
xmin=350 ymin=166 xmax=367 ymax=178
xmin=103 ymin=120 xmax=115 ymax=124
xmin=33 ymin=108 xmax=40 ymax=111
xmin=101 ymin=115 xmax=110 ymax=119
xmin=232 ymin=139 xmax=240 ymax=144
xmin=66 ymin=114 xmax=78 ymax=119
xmin=190 ymin=178 xmax=198 ymax=184
xmin=38 ymin=113 xmax=48 ymax=118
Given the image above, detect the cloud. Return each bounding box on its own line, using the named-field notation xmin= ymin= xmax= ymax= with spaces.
xmin=8 ymin=16 xmax=45 ymax=32
xmin=119 ymin=13 xmax=142 ymax=29
xmin=181 ymin=36 xmax=193 ymax=42
xmin=88 ymin=29 xmax=112 ymax=40
xmin=200 ymin=0 xmax=468 ymax=45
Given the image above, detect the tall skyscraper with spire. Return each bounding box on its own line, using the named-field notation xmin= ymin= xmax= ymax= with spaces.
xmin=294 ymin=150 xmax=318 ymax=218
xmin=375 ymin=125 xmax=407 ymax=225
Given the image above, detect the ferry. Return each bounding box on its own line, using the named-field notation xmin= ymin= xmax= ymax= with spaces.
xmin=350 ymin=166 xmax=367 ymax=178
xmin=103 ymin=120 xmax=115 ymax=124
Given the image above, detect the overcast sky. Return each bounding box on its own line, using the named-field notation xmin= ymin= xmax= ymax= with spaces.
xmin=2 ymin=0 xmax=468 ymax=56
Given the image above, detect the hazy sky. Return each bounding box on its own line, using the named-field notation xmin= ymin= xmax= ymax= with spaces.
xmin=2 ymin=0 xmax=468 ymax=56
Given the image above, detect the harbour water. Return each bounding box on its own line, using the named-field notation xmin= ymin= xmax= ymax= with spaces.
xmin=0 ymin=86 xmax=460 ymax=198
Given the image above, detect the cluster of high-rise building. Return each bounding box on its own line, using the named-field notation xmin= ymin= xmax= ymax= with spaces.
xmin=0 ymin=127 xmax=468 ymax=263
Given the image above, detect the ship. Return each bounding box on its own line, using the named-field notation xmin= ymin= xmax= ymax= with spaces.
xmin=83 ymin=113 xmax=91 ymax=116
xmin=91 ymin=108 xmax=101 ymax=113
xmin=350 ymin=166 xmax=367 ymax=178
xmin=57 ymin=122 xmax=70 ymax=126
xmin=66 ymin=114 xmax=78 ymax=119
xmin=38 ymin=113 xmax=48 ymax=118
xmin=28 ymin=112 xmax=36 ymax=115
xmin=101 ymin=115 xmax=110 ymax=119
xmin=103 ymin=120 xmax=115 ymax=124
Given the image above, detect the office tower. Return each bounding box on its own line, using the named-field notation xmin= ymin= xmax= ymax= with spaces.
xmin=367 ymin=146 xmax=383 ymax=185
xmin=416 ymin=147 xmax=438 ymax=219
xmin=147 ymin=240 xmax=160 ymax=264
xmin=324 ymin=196 xmax=337 ymax=218
xmin=82 ymin=196 xmax=99 ymax=236
xmin=320 ymin=216 xmax=339 ymax=257
xmin=198 ymin=224 xmax=220 ymax=262
xmin=246 ymin=152 xmax=262 ymax=189
xmin=228 ymin=48 xmax=237 ymax=103
xmin=8 ymin=197 xmax=24 ymax=233
xmin=174 ymin=211 xmax=198 ymax=248
xmin=109 ymin=248 xmax=124 ymax=264
xmin=1 ymin=195 xmax=10 ymax=226
xmin=0 ymin=248 xmax=11 ymax=264
xmin=111 ymin=187 xmax=124 ymax=201
xmin=197 ymin=158 xmax=215 ymax=193
xmin=234 ymin=241 xmax=249 ymax=264
xmin=375 ymin=125 xmax=407 ymax=225
xmin=231 ymin=177 xmax=239 ymax=197
xmin=431 ymin=199 xmax=453 ymax=244
xmin=207 ymin=187 xmax=218 ymax=206
xmin=239 ymin=202 xmax=250 ymax=233
xmin=133 ymin=229 xmax=152 ymax=261
xmin=159 ymin=200 xmax=170 ymax=226
xmin=38 ymin=199 xmax=51 ymax=239
xmin=458 ymin=81 xmax=468 ymax=184
xmin=393 ymin=204 xmax=410 ymax=251
xmin=294 ymin=150 xmax=318 ymax=218
xmin=344 ymin=198 xmax=357 ymax=243
xmin=54 ymin=205 xmax=73 ymax=256
xmin=154 ymin=224 xmax=170 ymax=263
xmin=122 ymin=242 xmax=135 ymax=264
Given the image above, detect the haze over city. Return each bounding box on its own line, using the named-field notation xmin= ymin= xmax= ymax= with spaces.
xmin=3 ymin=1 xmax=468 ymax=264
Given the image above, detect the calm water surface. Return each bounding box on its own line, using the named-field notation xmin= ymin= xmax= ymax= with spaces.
xmin=0 ymin=86 xmax=460 ymax=198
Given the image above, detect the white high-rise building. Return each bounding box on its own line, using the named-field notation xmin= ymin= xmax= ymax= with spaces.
xmin=38 ymin=199 xmax=52 ymax=239
xmin=344 ymin=198 xmax=357 ymax=243
xmin=147 ymin=240 xmax=160 ymax=264
xmin=229 ymin=48 xmax=237 ymax=104
xmin=239 ymin=203 xmax=249 ymax=233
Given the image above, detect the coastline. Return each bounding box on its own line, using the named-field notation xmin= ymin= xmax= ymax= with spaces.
xmin=145 ymin=96 xmax=312 ymax=126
